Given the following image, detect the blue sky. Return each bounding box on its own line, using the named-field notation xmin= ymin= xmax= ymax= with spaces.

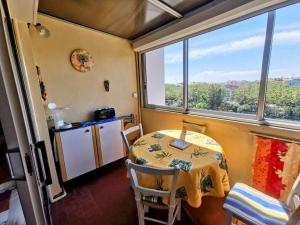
xmin=163 ymin=2 xmax=300 ymax=84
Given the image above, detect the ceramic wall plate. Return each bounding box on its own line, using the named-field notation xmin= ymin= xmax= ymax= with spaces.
xmin=70 ymin=49 xmax=94 ymax=72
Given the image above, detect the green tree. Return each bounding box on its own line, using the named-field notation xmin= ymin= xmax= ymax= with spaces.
xmin=207 ymin=84 xmax=225 ymax=110
xmin=165 ymin=77 xmax=300 ymax=121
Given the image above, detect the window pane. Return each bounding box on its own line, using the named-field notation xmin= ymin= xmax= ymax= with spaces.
xmin=188 ymin=14 xmax=268 ymax=115
xmin=145 ymin=42 xmax=183 ymax=107
xmin=265 ymin=3 xmax=300 ymax=121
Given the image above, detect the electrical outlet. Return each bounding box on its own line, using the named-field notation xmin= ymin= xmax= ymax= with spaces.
xmin=132 ymin=92 xmax=138 ymax=98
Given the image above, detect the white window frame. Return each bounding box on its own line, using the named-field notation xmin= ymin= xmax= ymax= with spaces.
xmin=140 ymin=0 xmax=300 ymax=130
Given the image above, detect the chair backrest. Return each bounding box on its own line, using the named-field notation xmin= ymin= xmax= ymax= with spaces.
xmin=126 ymin=159 xmax=179 ymax=206
xmin=286 ymin=173 xmax=300 ymax=210
xmin=121 ymin=124 xmax=143 ymax=156
xmin=181 ymin=121 xmax=207 ymax=138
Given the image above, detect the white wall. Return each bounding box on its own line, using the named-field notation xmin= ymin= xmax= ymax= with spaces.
xmin=145 ymin=48 xmax=165 ymax=106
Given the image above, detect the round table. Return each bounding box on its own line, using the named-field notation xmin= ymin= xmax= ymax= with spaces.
xmin=129 ymin=130 xmax=230 ymax=208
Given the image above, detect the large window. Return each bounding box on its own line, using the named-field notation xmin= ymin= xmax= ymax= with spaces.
xmin=142 ymin=2 xmax=300 ymax=127
xmin=188 ymin=13 xmax=268 ymax=115
xmin=265 ymin=3 xmax=300 ymax=121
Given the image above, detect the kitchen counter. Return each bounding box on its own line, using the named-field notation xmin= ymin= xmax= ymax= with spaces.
xmin=50 ymin=114 xmax=134 ymax=183
xmin=51 ymin=114 xmax=134 ymax=132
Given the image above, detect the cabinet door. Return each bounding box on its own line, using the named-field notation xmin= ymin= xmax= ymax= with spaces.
xmin=98 ymin=120 xmax=124 ymax=165
xmin=60 ymin=126 xmax=96 ymax=180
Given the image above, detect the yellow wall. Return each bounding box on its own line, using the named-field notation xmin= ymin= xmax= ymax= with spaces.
xmin=14 ymin=14 xmax=138 ymax=199
xmin=141 ymin=108 xmax=300 ymax=185
xmin=13 ymin=20 xmax=63 ymax=198
xmin=29 ymin=15 xmax=138 ymax=123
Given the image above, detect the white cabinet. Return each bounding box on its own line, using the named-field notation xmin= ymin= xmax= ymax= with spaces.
xmin=59 ymin=126 xmax=96 ymax=181
xmin=55 ymin=119 xmax=125 ymax=182
xmin=96 ymin=120 xmax=124 ymax=165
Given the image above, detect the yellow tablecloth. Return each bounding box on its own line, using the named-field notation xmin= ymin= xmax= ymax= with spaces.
xmin=129 ymin=130 xmax=230 ymax=208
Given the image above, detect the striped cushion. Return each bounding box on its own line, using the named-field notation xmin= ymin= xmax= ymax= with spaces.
xmin=223 ymin=183 xmax=290 ymax=225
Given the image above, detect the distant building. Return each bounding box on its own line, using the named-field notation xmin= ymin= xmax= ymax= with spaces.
xmin=284 ymin=78 xmax=300 ymax=87
xmin=224 ymin=80 xmax=250 ymax=99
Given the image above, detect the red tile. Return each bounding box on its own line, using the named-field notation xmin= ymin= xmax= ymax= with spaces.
xmin=51 ymin=160 xmax=226 ymax=225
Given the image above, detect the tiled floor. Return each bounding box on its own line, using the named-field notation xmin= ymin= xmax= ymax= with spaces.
xmin=51 ymin=159 xmax=228 ymax=225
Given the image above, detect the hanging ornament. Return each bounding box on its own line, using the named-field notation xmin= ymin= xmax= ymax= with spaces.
xmin=36 ymin=66 xmax=47 ymax=101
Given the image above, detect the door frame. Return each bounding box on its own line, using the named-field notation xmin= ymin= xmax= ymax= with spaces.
xmin=0 ymin=1 xmax=48 ymax=225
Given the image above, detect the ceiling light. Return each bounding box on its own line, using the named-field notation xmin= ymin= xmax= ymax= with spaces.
xmin=34 ymin=23 xmax=50 ymax=38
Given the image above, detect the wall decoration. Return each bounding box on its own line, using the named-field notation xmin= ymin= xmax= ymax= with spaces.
xmin=70 ymin=49 xmax=94 ymax=72
xmin=104 ymin=80 xmax=110 ymax=92
xmin=36 ymin=66 xmax=47 ymax=101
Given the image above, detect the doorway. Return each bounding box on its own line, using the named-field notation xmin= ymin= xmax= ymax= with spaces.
xmin=0 ymin=122 xmax=11 ymax=185
xmin=0 ymin=120 xmax=25 ymax=225
xmin=0 ymin=1 xmax=52 ymax=224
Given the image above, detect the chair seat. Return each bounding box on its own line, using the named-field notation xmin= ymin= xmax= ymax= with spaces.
xmin=223 ymin=183 xmax=290 ymax=225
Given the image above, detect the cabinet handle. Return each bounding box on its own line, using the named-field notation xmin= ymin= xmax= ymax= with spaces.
xmin=85 ymin=129 xmax=90 ymax=133
xmin=99 ymin=126 xmax=104 ymax=129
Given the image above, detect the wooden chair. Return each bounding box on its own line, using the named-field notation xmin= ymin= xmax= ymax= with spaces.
xmin=121 ymin=124 xmax=143 ymax=156
xmin=180 ymin=121 xmax=206 ymax=139
xmin=223 ymin=173 xmax=300 ymax=225
xmin=126 ymin=159 xmax=181 ymax=225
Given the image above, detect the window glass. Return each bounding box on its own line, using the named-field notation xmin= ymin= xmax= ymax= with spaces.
xmin=145 ymin=42 xmax=183 ymax=107
xmin=142 ymin=2 xmax=300 ymax=127
xmin=265 ymin=3 xmax=300 ymax=121
xmin=188 ymin=14 xmax=268 ymax=115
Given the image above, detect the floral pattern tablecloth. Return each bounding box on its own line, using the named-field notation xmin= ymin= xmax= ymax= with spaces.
xmin=129 ymin=130 xmax=230 ymax=208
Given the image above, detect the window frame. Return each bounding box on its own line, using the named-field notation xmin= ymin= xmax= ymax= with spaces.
xmin=140 ymin=1 xmax=300 ymax=130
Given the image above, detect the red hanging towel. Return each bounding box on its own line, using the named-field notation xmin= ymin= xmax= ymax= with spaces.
xmin=265 ymin=139 xmax=288 ymax=198
xmin=253 ymin=137 xmax=287 ymax=199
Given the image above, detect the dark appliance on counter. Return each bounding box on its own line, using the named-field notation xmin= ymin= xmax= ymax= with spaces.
xmin=94 ymin=108 xmax=115 ymax=120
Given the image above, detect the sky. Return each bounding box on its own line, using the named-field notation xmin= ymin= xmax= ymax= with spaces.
xmin=161 ymin=2 xmax=300 ymax=84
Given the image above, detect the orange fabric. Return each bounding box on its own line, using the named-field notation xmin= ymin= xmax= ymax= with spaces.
xmin=236 ymin=221 xmax=246 ymax=225
xmin=252 ymin=137 xmax=272 ymax=193
xmin=253 ymin=137 xmax=300 ymax=201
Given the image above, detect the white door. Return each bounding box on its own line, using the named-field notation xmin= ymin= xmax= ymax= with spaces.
xmin=98 ymin=120 xmax=124 ymax=165
xmin=60 ymin=126 xmax=96 ymax=180
xmin=0 ymin=2 xmax=48 ymax=225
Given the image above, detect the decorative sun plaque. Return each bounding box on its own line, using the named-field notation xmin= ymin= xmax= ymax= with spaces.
xmin=70 ymin=49 xmax=94 ymax=72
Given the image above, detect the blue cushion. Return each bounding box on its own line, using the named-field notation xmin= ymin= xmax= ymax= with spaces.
xmin=223 ymin=183 xmax=290 ymax=225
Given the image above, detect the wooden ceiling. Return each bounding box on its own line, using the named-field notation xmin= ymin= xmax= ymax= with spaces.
xmin=38 ymin=0 xmax=213 ymax=40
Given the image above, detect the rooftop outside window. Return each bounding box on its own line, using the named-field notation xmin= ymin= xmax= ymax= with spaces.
xmin=145 ymin=42 xmax=183 ymax=108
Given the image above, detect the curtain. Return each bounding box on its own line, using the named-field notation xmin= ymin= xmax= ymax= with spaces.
xmin=252 ymin=137 xmax=300 ymax=201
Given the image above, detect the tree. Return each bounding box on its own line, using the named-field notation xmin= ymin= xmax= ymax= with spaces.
xmin=207 ymin=84 xmax=225 ymax=110
xmin=165 ymin=77 xmax=300 ymax=121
